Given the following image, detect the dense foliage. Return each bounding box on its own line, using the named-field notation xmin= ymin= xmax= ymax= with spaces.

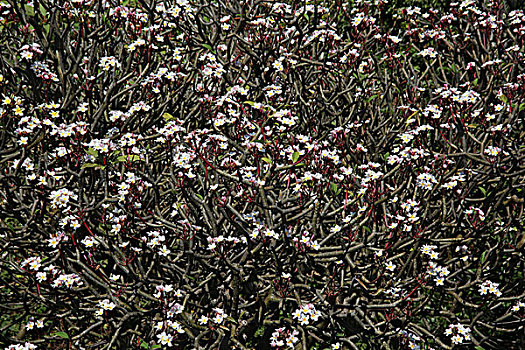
xmin=1 ymin=0 xmax=525 ymax=349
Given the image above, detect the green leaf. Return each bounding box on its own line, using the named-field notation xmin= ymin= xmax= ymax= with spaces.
xmin=519 ymin=103 xmax=525 ymax=112
xmin=330 ymin=183 xmax=340 ymax=195
xmin=140 ymin=342 xmax=149 ymax=349
xmin=363 ymin=226 xmax=372 ymax=234
xmin=81 ymin=163 xmax=105 ymax=170
xmin=499 ymin=95 xmax=508 ymax=104
xmin=261 ymin=157 xmax=272 ymax=164
xmin=86 ymin=148 xmax=99 ymax=157
xmin=481 ymin=251 xmax=488 ymax=264
xmin=254 ymin=326 xmax=265 ymax=337
xmin=366 ymin=94 xmax=378 ymax=103
xmin=478 ymin=186 xmax=487 ymax=197
xmin=53 ymin=331 xmax=69 ymax=339
xmin=162 ymin=112 xmax=176 ymax=121
xmin=116 ymin=155 xmax=141 ymax=163
xmin=472 ymin=78 xmax=478 ymax=87
xmin=202 ymin=43 xmax=213 ymax=51
xmin=292 ymin=151 xmax=300 ymax=163
xmin=152 ymin=346 xmax=161 ymax=349
xmin=226 ymin=316 xmax=238 ymax=324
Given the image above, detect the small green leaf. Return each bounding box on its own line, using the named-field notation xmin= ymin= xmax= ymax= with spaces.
xmin=116 ymin=155 xmax=141 ymax=163
xmin=152 ymin=345 xmax=161 ymax=349
xmin=254 ymin=326 xmax=265 ymax=337
xmin=499 ymin=95 xmax=508 ymax=104
xmin=261 ymin=157 xmax=272 ymax=164
xmin=53 ymin=331 xmax=69 ymax=339
xmin=292 ymin=151 xmax=300 ymax=163
xmin=363 ymin=226 xmax=372 ymax=234
xmin=162 ymin=112 xmax=176 ymax=121
xmin=366 ymin=94 xmax=378 ymax=103
xmin=202 ymin=43 xmax=213 ymax=51
xmin=140 ymin=341 xmax=149 ymax=349
xmin=519 ymin=103 xmax=525 ymax=112
xmin=86 ymin=148 xmax=99 ymax=157
xmin=330 ymin=183 xmax=340 ymax=195
xmin=81 ymin=163 xmax=105 ymax=170
xmin=481 ymin=251 xmax=488 ymax=264
xmin=226 ymin=316 xmax=238 ymax=324
xmin=472 ymin=78 xmax=478 ymax=87
xmin=478 ymin=186 xmax=487 ymax=197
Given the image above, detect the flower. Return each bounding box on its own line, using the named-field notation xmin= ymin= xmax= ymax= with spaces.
xmin=198 ymin=315 xmax=208 ymax=325
xmin=386 ymin=261 xmax=396 ymax=271
xmin=479 ymin=280 xmax=502 ymax=297
xmin=445 ymin=324 xmax=471 ymax=345
xmin=156 ymin=332 xmax=173 ymax=346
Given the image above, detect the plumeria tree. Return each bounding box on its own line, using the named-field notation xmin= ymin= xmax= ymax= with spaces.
xmin=1 ymin=0 xmax=525 ymax=349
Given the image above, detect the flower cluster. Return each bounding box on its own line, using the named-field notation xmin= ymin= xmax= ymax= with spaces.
xmin=51 ymin=274 xmax=83 ymax=289
xmin=25 ymin=319 xmax=44 ymax=331
xmin=21 ymin=257 xmax=42 ymax=271
xmin=198 ymin=308 xmax=228 ymax=326
xmin=426 ymin=261 xmax=450 ymax=286
xmin=292 ymin=303 xmax=321 ymax=325
xmin=4 ymin=343 xmax=37 ymax=350
xmin=1 ymin=0 xmax=525 ymax=348
xmin=292 ymin=230 xmax=321 ymax=250
xmin=420 ymin=245 xmax=439 ymax=259
xmin=479 ymin=280 xmax=502 ymax=297
xmin=48 ymin=188 xmax=77 ymax=209
xmin=444 ymin=323 xmax=471 ymax=345
xmin=99 ymin=56 xmax=121 ymax=71
xmin=416 ymin=172 xmax=438 ymax=190
xmin=206 ymin=235 xmax=247 ymax=251
xmin=95 ymin=299 xmax=117 ymax=316
xmin=270 ymin=327 xmax=299 ymax=349
xmin=397 ymin=329 xmax=423 ymax=350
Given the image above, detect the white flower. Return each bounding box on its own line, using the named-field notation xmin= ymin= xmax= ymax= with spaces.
xmin=156 ymin=332 xmax=173 ymax=346
xmin=198 ymin=315 xmax=208 ymax=325
xmin=386 ymin=261 xmax=396 ymax=271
